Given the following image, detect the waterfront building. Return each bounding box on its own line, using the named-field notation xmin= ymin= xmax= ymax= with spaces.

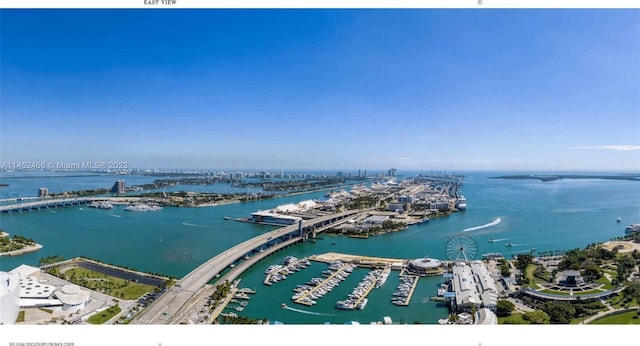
xmin=250 ymin=211 xmax=302 ymax=226
xmin=55 ymin=284 xmax=90 ymax=312
xmin=469 ymin=261 xmax=498 ymax=311
xmin=451 ymin=262 xmax=482 ymax=311
xmin=111 ymin=180 xmax=125 ymax=194
xmin=9 ymin=265 xmax=61 ymax=309
xmin=362 ymin=215 xmax=389 ymax=225
xmin=0 ymin=271 xmax=20 ymax=325
xmin=450 ymin=261 xmax=499 ymax=312
xmin=405 ymin=257 xmax=444 ymax=276
xmin=37 ymin=187 xmax=49 ymax=197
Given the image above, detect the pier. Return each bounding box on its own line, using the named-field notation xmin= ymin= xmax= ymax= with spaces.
xmin=310 ymin=252 xmax=407 ymax=269
xmin=208 ymin=287 xmax=238 ymax=322
xmin=351 ymin=275 xmax=376 ymax=308
xmin=293 ymin=263 xmax=351 ymax=306
xmin=392 ymin=275 xmax=419 ymax=306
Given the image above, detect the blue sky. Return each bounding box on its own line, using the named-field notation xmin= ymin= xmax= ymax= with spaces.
xmin=1 ymin=9 xmax=639 ymax=171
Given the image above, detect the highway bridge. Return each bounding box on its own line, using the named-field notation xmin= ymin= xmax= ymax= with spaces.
xmin=0 ymin=197 xmax=142 ymax=213
xmin=132 ymin=209 xmax=363 ymax=324
xmin=0 ymin=197 xmax=94 ymax=212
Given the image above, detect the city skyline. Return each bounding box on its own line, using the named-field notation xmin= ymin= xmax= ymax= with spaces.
xmin=1 ymin=9 xmax=639 ymax=171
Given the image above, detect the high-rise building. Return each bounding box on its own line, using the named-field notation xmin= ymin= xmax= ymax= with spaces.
xmin=111 ymin=180 xmax=125 ymax=194
xmin=37 ymin=187 xmax=49 ymax=197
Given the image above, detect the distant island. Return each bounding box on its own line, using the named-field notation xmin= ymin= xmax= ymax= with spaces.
xmin=490 ymin=174 xmax=640 ymax=182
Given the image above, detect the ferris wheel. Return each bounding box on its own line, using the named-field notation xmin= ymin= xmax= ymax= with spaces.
xmin=445 ymin=233 xmax=478 ymax=262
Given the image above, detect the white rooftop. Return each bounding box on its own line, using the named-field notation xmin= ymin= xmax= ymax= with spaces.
xmin=55 ymin=284 xmax=90 ymax=306
xmin=19 ymin=276 xmax=55 ymax=299
xmin=9 ymin=264 xmax=40 ymax=278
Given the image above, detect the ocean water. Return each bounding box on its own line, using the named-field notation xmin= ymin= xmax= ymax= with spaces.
xmin=0 ymin=171 xmax=638 ymax=323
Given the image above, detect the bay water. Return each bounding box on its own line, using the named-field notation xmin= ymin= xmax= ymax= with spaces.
xmin=0 ymin=171 xmax=638 ymax=323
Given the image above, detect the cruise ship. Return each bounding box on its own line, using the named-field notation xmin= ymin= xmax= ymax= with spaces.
xmin=456 ymin=196 xmax=467 ymax=211
xmin=625 ymin=224 xmax=640 ymax=234
xmin=250 ymin=211 xmax=302 ymax=226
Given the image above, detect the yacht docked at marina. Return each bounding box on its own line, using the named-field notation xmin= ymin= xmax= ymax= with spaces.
xmin=125 ymin=204 xmax=163 ymax=212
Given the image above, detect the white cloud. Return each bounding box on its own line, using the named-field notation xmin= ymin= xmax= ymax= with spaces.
xmin=570 ymin=145 xmax=640 ymax=151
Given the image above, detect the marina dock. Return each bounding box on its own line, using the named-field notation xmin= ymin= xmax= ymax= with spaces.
xmin=293 ymin=263 xmax=352 ymax=306
xmin=392 ymin=275 xmax=419 ymax=306
xmin=264 ymin=257 xmax=311 ymax=286
xmin=209 ymin=287 xmax=238 ymax=322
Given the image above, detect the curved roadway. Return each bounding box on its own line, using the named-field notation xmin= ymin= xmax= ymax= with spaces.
xmin=132 ymin=209 xmax=362 ymax=324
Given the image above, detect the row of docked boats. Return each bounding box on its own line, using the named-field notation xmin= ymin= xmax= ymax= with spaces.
xmin=264 ymin=256 xmax=311 ymax=285
xmin=292 ymin=261 xmax=355 ymax=306
xmin=392 ymin=275 xmax=417 ymax=306
xmin=222 ymin=287 xmax=255 ymax=313
xmin=335 ymin=268 xmax=387 ymax=310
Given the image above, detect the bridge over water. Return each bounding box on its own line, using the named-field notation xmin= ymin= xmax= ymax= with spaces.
xmin=0 ymin=197 xmax=142 ymax=213
xmin=132 ymin=209 xmax=363 ymax=324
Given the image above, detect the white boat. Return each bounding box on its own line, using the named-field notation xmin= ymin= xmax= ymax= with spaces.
xmin=356 ymin=298 xmax=368 ymax=310
xmin=506 ymin=242 xmax=513 ymax=247
xmin=335 ymin=300 xmax=354 ymax=310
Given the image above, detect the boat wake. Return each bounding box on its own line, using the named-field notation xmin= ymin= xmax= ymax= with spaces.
xmin=462 ymin=217 xmax=501 ymax=232
xmin=182 ymin=222 xmax=207 ymax=228
xmin=489 ymin=238 xmax=509 ymax=243
xmin=282 ymin=305 xmax=334 ymax=316
xmin=109 ymin=214 xmax=122 ymax=218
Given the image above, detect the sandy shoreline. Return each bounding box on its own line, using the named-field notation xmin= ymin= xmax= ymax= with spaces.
xmin=0 ymin=243 xmax=43 ymax=257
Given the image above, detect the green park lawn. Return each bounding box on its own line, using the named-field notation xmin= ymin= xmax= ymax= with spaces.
xmin=499 ymin=313 xmax=527 ymax=324
xmin=87 ymin=305 xmax=122 ymax=324
xmin=591 ymin=310 xmax=640 ymax=324
xmin=62 ymin=267 xmax=156 ymax=300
